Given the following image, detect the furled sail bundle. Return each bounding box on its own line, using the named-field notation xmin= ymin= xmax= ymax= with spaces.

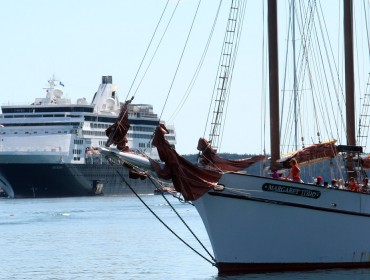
xmin=279 ymin=139 xmax=338 ymax=167
xmin=105 ymin=99 xmax=132 ymax=152
xmin=361 ymin=155 xmax=370 ymax=169
xmin=150 ymin=124 xmax=222 ymax=201
xmin=197 ymin=138 xmax=266 ymax=172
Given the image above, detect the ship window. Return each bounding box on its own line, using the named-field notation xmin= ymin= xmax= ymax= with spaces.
xmin=131 ymin=126 xmax=155 ymax=133
xmin=165 ymin=135 xmax=175 ymax=141
xmin=14 ymin=132 xmax=17 ymax=134
xmin=34 ymin=131 xmax=37 ymax=134
xmin=127 ymin=133 xmax=154 ymax=140
xmin=45 ymin=131 xmax=48 ymax=134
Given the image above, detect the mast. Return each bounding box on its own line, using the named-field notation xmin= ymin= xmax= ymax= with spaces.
xmin=268 ymin=0 xmax=280 ymax=170
xmin=343 ymin=0 xmax=357 ymax=178
xmin=344 ymin=0 xmax=356 ymax=146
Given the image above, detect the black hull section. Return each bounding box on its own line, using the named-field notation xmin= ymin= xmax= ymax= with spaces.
xmin=0 ymin=163 xmax=154 ymax=198
xmin=217 ymin=261 xmax=370 ymax=274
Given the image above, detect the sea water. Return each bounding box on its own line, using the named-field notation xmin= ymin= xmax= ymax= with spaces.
xmin=1 ymin=195 xmax=370 ymax=280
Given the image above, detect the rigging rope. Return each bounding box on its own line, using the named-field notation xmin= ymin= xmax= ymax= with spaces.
xmin=217 ymin=0 xmax=248 ymax=152
xmin=130 ymin=1 xmax=181 ymax=100
xmin=125 ymin=0 xmax=171 ymax=101
xmin=203 ymin=0 xmax=247 ymax=152
xmin=168 ymin=0 xmax=224 ymax=123
xmin=316 ymin=1 xmax=346 ymax=143
xmin=159 ymin=0 xmax=203 ymax=120
xmin=107 ymin=0 xmax=175 ymax=149
xmin=108 ymin=1 xmax=180 ymax=149
xmin=357 ymin=0 xmax=370 ymax=149
xmin=146 ymin=176 xmax=216 ymax=262
xmin=364 ymin=0 xmax=370 ymax=62
xmin=280 ymin=1 xmax=347 ymax=155
xmin=261 ymin=0 xmax=267 ymax=159
xmin=106 ymin=157 xmax=216 ymax=266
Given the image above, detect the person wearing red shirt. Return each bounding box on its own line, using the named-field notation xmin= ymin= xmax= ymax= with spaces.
xmin=349 ymin=177 xmax=358 ymax=192
xmin=285 ymin=158 xmax=302 ymax=182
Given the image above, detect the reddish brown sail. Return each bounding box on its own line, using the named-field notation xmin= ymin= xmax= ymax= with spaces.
xmin=197 ymin=138 xmax=265 ymax=172
xmin=279 ymin=139 xmax=338 ymax=167
xmin=150 ymin=124 xmax=222 ymax=201
xmin=105 ymin=99 xmax=132 ymax=152
xmin=361 ymin=155 xmax=370 ymax=169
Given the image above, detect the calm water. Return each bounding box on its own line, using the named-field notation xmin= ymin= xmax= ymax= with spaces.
xmin=2 ymin=195 xmax=370 ymax=280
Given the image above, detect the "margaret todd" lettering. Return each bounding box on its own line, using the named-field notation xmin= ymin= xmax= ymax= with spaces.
xmin=262 ymin=183 xmax=321 ymax=199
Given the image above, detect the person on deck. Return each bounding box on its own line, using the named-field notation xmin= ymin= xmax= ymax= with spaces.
xmin=285 ymin=158 xmax=302 ymax=183
xmin=349 ymin=177 xmax=358 ymax=192
xmin=271 ymin=170 xmax=281 ymax=179
xmin=338 ymin=179 xmax=346 ymax=190
xmin=315 ymin=176 xmax=323 ymax=187
xmin=331 ymin=179 xmax=338 ymax=189
xmin=361 ymin=177 xmax=369 ymax=193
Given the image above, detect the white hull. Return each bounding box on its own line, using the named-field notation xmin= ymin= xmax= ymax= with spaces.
xmin=194 ymin=172 xmax=370 ymax=273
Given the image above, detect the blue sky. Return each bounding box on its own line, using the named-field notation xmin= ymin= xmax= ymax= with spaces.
xmin=1 ymin=1 xmax=369 ymax=155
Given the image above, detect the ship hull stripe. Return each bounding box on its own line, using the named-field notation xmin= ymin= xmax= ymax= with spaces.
xmin=217 ymin=261 xmax=370 ymax=274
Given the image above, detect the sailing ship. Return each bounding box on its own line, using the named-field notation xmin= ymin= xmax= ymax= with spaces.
xmin=101 ymin=0 xmax=370 ymax=274
xmin=0 ymin=76 xmax=176 ymax=198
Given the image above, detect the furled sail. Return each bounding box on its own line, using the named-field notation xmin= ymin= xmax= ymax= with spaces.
xmin=197 ymin=138 xmax=266 ymax=172
xmin=105 ymin=99 xmax=132 ymax=152
xmin=361 ymin=155 xmax=370 ymax=169
xmin=150 ymin=124 xmax=222 ymax=201
xmin=279 ymin=139 xmax=338 ymax=167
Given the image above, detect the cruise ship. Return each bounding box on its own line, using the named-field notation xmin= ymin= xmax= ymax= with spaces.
xmin=0 ymin=76 xmax=176 ymax=198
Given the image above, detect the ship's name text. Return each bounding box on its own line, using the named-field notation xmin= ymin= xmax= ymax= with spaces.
xmin=262 ymin=183 xmax=321 ymax=199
